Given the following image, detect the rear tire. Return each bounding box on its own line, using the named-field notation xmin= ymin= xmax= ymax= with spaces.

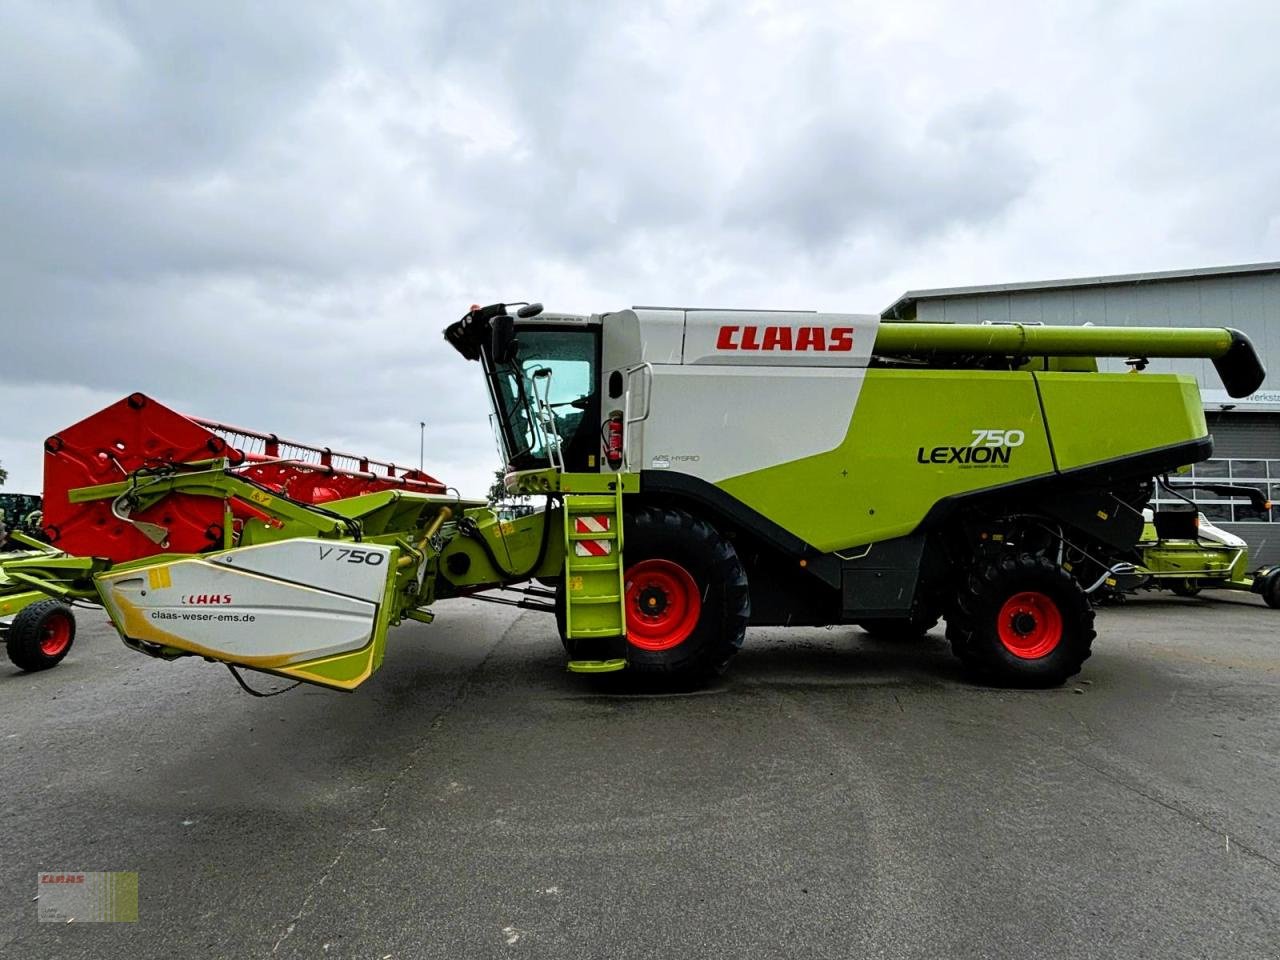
xmin=948 ymin=554 xmax=1094 ymax=688
xmin=6 ymin=599 xmax=76 ymax=672
xmin=556 ymin=506 xmax=749 ymax=682
xmin=1170 ymin=579 xmax=1202 ymax=598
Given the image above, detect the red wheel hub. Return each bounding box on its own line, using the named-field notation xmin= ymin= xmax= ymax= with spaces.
xmin=625 ymin=559 xmax=701 ymax=651
xmin=39 ymin=612 xmax=73 ymax=657
xmin=997 ymin=591 xmax=1063 ymax=659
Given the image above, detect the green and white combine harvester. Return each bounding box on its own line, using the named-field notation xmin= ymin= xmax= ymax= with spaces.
xmin=1 ymin=304 xmax=1268 ymax=689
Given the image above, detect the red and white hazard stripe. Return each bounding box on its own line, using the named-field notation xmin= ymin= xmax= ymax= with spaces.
xmin=573 ymin=515 xmax=612 ymax=557
xmin=574 ymin=515 xmax=611 ymax=534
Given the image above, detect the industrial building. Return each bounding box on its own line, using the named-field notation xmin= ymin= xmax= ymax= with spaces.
xmin=883 ymin=261 xmax=1280 ymax=563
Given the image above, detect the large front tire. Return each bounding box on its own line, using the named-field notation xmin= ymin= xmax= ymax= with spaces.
xmin=556 ymin=506 xmax=749 ymax=682
xmin=948 ymin=554 xmax=1094 ymax=688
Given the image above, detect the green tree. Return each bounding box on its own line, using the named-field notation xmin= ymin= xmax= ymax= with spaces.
xmin=488 ymin=467 xmax=531 ymax=507
xmin=0 ymin=460 xmax=7 ymax=486
xmin=487 ymin=468 xmax=506 ymax=504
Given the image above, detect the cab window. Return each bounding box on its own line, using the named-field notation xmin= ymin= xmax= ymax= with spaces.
xmin=491 ymin=328 xmax=600 ymax=472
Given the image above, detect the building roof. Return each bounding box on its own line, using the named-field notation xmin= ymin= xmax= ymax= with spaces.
xmin=882 ymin=260 xmax=1280 ymax=319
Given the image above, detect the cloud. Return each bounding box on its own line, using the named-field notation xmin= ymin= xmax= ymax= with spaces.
xmin=727 ymin=99 xmax=1033 ymax=245
xmin=1 ymin=0 xmax=1278 ymax=496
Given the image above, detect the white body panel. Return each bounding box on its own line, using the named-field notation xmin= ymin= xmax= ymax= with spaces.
xmin=629 ymin=308 xmax=685 ymax=364
xmin=1197 ymin=517 xmax=1247 ymax=548
xmin=642 ymin=366 xmax=866 ymax=481
xmin=612 ymin=308 xmax=882 ymax=481
xmin=98 ymin=539 xmax=392 ymax=666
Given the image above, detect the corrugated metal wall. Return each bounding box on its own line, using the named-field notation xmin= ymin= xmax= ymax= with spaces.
xmin=1206 ymin=412 xmax=1280 ymax=458
xmin=1205 ymin=413 xmax=1280 ymax=565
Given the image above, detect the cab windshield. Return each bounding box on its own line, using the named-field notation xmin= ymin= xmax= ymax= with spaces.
xmin=488 ymin=328 xmax=599 ymax=471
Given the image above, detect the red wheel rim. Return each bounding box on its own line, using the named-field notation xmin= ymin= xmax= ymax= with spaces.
xmin=39 ymin=612 xmax=73 ymax=657
xmin=625 ymin=559 xmax=702 ymax=651
xmin=997 ymin=591 xmax=1062 ymax=659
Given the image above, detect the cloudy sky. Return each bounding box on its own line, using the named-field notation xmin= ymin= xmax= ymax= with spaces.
xmin=2 ymin=0 xmax=1278 ymax=496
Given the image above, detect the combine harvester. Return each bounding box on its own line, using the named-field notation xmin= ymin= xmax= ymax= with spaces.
xmin=2 ymin=304 xmax=1266 ymax=691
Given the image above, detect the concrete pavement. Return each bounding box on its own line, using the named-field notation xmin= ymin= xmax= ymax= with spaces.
xmin=2 ymin=593 xmax=1277 ymax=958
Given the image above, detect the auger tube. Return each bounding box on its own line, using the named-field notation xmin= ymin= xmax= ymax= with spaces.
xmin=873 ymin=323 xmax=1265 ymax=397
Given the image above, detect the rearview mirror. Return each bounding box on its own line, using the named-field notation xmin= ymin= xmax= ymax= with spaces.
xmin=491 ymin=315 xmax=518 ymax=363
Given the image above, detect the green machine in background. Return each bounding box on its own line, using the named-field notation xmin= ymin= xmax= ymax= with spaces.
xmin=1 ymin=513 xmax=77 ymax=673
xmin=0 ymin=492 xmax=43 ymax=545
xmin=1102 ymin=480 xmax=1280 ymax=606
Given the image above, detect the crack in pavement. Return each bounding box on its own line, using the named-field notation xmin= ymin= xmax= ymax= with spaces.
xmin=269 ymin=608 xmax=529 ymax=956
xmin=1069 ymin=753 xmax=1280 ymax=873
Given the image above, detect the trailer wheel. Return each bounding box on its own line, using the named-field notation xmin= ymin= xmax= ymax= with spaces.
xmin=6 ymin=599 xmax=76 ymax=672
xmin=948 ymin=554 xmax=1094 ymax=688
xmin=1170 ymin=579 xmax=1202 ymax=598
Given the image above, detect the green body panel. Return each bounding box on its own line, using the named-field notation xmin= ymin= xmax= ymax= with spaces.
xmin=717 ymin=370 xmax=1056 ymax=552
xmin=444 ymin=473 xmax=629 ymax=646
xmin=1139 ymin=540 xmax=1247 ymax=582
xmin=1 ymin=550 xmax=105 ymax=600
xmin=0 ymin=549 xmax=49 ymax=618
xmin=1134 ymin=519 xmax=1251 ymax=588
xmin=1035 ymin=373 xmax=1206 ymax=471
xmin=0 ymin=588 xmax=45 ymax=618
xmin=438 ymin=506 xmax=566 ymax=590
xmin=505 ymin=468 xmax=640 ymax=497
xmin=715 ymin=369 xmax=1209 ymax=553
xmin=567 ymin=658 xmax=627 ymax=673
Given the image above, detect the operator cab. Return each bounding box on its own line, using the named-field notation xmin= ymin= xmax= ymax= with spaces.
xmin=445 ymin=303 xmax=602 ymax=473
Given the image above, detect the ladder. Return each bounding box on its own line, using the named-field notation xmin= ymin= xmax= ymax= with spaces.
xmin=561 ymin=486 xmax=627 ymax=672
